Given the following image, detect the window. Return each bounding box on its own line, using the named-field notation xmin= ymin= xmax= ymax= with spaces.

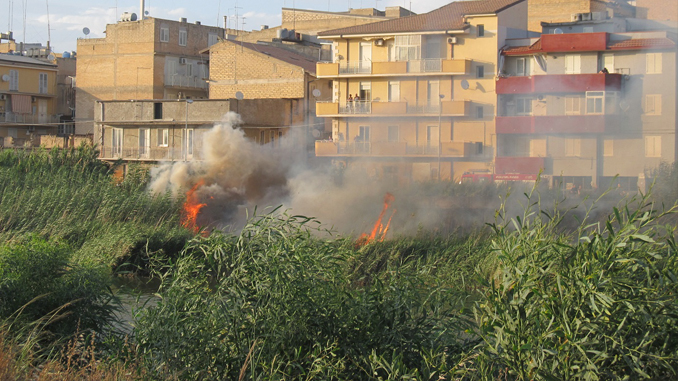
xmin=394 ymin=35 xmax=421 ymax=61
xmin=208 ymin=33 xmax=219 ymax=46
xmin=476 ymin=106 xmax=484 ymax=119
xmin=179 ymin=29 xmax=187 ymax=46
xmin=158 ymin=129 xmax=169 ymax=146
xmin=516 ymin=98 xmax=533 ymax=115
xmin=39 ymin=73 xmax=48 ymax=94
xmin=646 ymin=53 xmax=662 ymax=74
xmin=270 ymin=130 xmax=277 ymax=147
xmin=426 ymin=125 xmax=439 ymax=148
xmin=603 ymin=139 xmax=614 ymax=157
xmin=139 ymin=128 xmax=150 ymax=158
xmin=388 ymin=126 xmax=399 ymax=142
xmin=476 ymin=65 xmax=485 ymax=78
xmin=427 ymin=80 xmax=440 ymax=106
xmin=358 ymin=126 xmax=370 ymax=141
xmin=185 ymin=129 xmax=194 ymax=158
xmin=516 ymin=57 xmax=529 ymax=76
xmin=168 ymin=60 xmax=177 ymax=76
xmin=477 ymin=24 xmax=485 ymax=37
xmin=153 ymin=102 xmax=163 ymax=119
xmin=388 ymin=81 xmax=400 ymax=102
xmin=112 ymin=128 xmax=123 ymax=157
xmin=9 ymin=70 xmax=18 ymax=91
xmin=645 ymin=136 xmax=661 ymax=157
xmin=160 ymin=27 xmax=170 ymax=42
xmin=424 ymin=37 xmax=442 ymax=59
xmin=359 ymin=82 xmax=371 ymax=101
xmin=565 ymin=96 xmax=581 ymax=115
xmin=259 ymin=130 xmax=265 ymax=144
xmin=565 ymin=138 xmax=581 ymax=157
xmin=645 ymin=94 xmax=662 ymax=115
xmin=565 ymin=54 xmax=581 ymax=74
xmin=602 ymin=53 xmax=614 ymax=73
xmin=586 ymin=91 xmax=604 ymax=114
xmin=187 ymin=63 xmax=193 ymax=77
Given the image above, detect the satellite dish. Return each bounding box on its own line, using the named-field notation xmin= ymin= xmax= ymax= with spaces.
xmin=82 ymin=27 xmax=90 ymax=36
xmin=1 ymin=74 xmax=9 ymax=82
xmin=619 ymin=100 xmax=630 ymax=112
xmin=47 ymin=53 xmax=56 ymax=61
xmin=460 ymin=79 xmax=470 ymax=90
xmin=235 ymin=91 xmax=244 ymax=100
xmin=553 ymin=28 xmax=564 ymax=34
xmin=312 ymin=89 xmax=321 ymax=98
xmin=312 ymin=129 xmax=321 ymax=138
xmin=145 ymin=10 xmax=149 ymax=15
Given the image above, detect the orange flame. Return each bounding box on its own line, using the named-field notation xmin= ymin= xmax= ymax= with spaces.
xmin=356 ymin=193 xmax=396 ymax=247
xmin=181 ymin=179 xmax=207 ymax=234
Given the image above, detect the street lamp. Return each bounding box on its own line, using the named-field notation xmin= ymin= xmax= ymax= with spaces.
xmin=185 ymin=99 xmax=193 ymax=161
xmin=438 ymin=93 xmax=445 ymax=179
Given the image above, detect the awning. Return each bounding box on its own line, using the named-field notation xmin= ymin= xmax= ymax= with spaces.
xmin=11 ymin=94 xmax=32 ymax=114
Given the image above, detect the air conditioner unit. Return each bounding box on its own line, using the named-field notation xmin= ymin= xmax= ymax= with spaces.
xmin=571 ymin=13 xmax=582 ymax=22
xmin=581 ymin=13 xmax=592 ymax=21
xmin=374 ymin=38 xmax=385 ymax=46
xmin=31 ymin=96 xmax=37 ymax=103
xmin=179 ymin=57 xmax=187 ymax=65
xmin=447 ymin=37 xmax=458 ymax=44
xmin=0 ymin=94 xmax=5 ymax=100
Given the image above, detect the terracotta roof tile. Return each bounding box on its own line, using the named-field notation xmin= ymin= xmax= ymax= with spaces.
xmin=608 ymin=38 xmax=676 ymax=50
xmin=318 ymin=0 xmax=525 ymax=36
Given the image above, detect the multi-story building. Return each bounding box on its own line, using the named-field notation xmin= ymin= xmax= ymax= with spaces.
xmin=206 ymin=40 xmax=331 ymax=148
xmin=528 ymin=0 xmax=635 ymax=32
xmin=0 ymin=53 xmax=58 ymax=147
xmin=635 ymin=0 xmax=678 ymax=22
xmin=96 ymin=98 xmax=305 ymax=163
xmin=496 ymin=17 xmax=677 ymax=189
xmin=314 ymin=0 xmax=529 ymax=182
xmin=76 ymin=15 xmax=225 ymax=137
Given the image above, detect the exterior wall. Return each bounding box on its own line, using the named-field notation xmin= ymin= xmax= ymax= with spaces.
xmin=279 ymin=8 xmax=393 ymax=35
xmin=636 ymin=0 xmax=678 ymax=21
xmin=528 ymin=0 xmax=634 ymax=32
xmin=76 ymin=18 xmax=224 ymax=135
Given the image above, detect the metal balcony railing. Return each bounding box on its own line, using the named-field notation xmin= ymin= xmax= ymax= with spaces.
xmin=340 ymin=101 xmax=372 ymax=114
xmin=0 ymin=112 xmax=60 ymax=124
xmin=164 ymin=75 xmax=208 ymax=89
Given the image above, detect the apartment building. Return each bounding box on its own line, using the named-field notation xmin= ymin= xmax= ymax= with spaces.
xmin=528 ymin=0 xmax=635 ymax=32
xmin=0 ymin=54 xmax=58 ymax=147
xmin=76 ymin=16 xmax=225 ymax=136
xmin=496 ymin=18 xmax=677 ymax=189
xmin=96 ymin=98 xmax=305 ymax=163
xmin=314 ymin=0 xmax=529 ymax=182
xmin=207 ymin=40 xmax=331 ymax=148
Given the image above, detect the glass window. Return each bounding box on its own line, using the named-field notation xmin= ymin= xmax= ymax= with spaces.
xmin=565 ymin=96 xmax=581 ymax=115
xmin=39 ymin=73 xmax=48 ymax=94
xmin=179 ymin=29 xmax=187 ymax=46
xmin=565 ymin=138 xmax=581 ymax=157
xmin=586 ymin=91 xmax=604 ymax=114
xmin=9 ymin=70 xmax=18 ymax=91
xmin=476 ymin=65 xmax=485 ymax=78
xmin=388 ymin=81 xmax=400 ymax=102
xmin=645 ymin=94 xmax=661 ymax=115
xmin=208 ymin=33 xmax=219 ymax=46
xmin=477 ymin=24 xmax=485 ymax=37
xmin=565 ymin=54 xmax=581 ymax=74
xmin=476 ymin=106 xmax=484 ymax=119
xmin=160 ymin=27 xmax=170 ymax=42
xmin=112 ymin=128 xmax=123 ymax=157
xmin=516 ymin=98 xmax=533 ymax=115
xmin=158 ymin=129 xmax=169 ymax=146
xmin=394 ymin=35 xmax=421 ymax=61
xmin=646 ymin=53 xmax=662 ymax=74
xmin=645 ymin=136 xmax=661 ymax=157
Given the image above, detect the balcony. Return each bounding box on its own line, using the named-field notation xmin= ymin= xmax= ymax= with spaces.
xmin=99 ymin=147 xmax=192 ymax=161
xmin=495 ymin=157 xmax=545 ymax=177
xmin=496 ymin=114 xmax=621 ymax=134
xmin=0 ymin=112 xmax=61 ymax=125
xmin=316 ymin=59 xmax=471 ymax=78
xmin=316 ymin=100 xmax=470 ymax=117
xmin=164 ymin=74 xmax=208 ymax=89
xmin=496 ymin=73 xmax=622 ymax=95
xmin=315 ymin=140 xmax=477 ymax=158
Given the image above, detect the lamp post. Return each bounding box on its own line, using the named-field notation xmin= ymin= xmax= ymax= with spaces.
xmin=438 ymin=93 xmax=445 ymax=180
xmin=185 ymin=99 xmax=193 ymax=161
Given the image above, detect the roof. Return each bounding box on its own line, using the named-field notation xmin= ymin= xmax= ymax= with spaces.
xmin=503 ymin=37 xmax=675 ymax=54
xmin=0 ymin=53 xmax=58 ymax=68
xmin=318 ymin=0 xmax=525 ymax=36
xmin=219 ymin=41 xmax=319 ymax=74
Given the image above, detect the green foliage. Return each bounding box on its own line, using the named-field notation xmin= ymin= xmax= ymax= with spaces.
xmin=0 ymin=147 xmax=190 ymax=268
xmin=474 ymin=187 xmax=678 ymax=380
xmin=134 ymin=210 xmax=479 ymax=380
xmin=0 ymin=236 xmax=117 ymax=339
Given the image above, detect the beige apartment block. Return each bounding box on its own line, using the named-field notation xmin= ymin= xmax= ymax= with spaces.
xmin=497 ymin=17 xmax=677 ymax=190
xmin=314 ymin=0 xmax=529 ymax=183
xmin=0 ymin=54 xmax=59 ymax=147
xmin=635 ymin=0 xmax=678 ymax=21
xmin=96 ymin=98 xmax=305 ymax=163
xmin=528 ymin=0 xmax=635 ymax=32
xmin=76 ymin=17 xmax=225 ymax=136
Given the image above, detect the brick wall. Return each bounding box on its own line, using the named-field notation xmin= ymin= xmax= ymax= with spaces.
xmin=636 ymin=0 xmax=678 ymax=21
xmin=208 ymin=41 xmax=307 ymax=100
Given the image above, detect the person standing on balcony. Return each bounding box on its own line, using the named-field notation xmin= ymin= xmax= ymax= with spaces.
xmin=354 ymin=93 xmax=361 ymax=113
xmin=347 ymin=94 xmax=353 ymax=113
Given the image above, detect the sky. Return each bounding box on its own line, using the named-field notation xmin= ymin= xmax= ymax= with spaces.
xmin=3 ymin=0 xmax=453 ymax=53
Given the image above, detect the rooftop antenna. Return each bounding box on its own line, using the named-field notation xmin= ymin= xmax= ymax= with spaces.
xmin=216 ymin=0 xmax=221 ymax=28
xmin=7 ymin=0 xmax=13 ymax=32
xmin=375 ymin=0 xmax=380 ymax=9
xmin=45 ymin=0 xmax=51 ymax=50
xmin=21 ymin=0 xmax=27 ymax=55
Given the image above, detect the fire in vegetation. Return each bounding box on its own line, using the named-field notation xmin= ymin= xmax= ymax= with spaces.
xmin=181 ymin=179 xmax=207 ymax=234
xmin=355 ymin=192 xmax=396 ymax=247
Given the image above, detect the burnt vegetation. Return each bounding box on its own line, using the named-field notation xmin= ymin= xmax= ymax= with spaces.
xmin=0 ymin=148 xmax=677 ymax=380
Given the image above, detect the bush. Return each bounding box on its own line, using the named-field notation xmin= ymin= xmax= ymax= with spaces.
xmin=0 ymin=236 xmax=118 ymax=339
xmin=473 ymin=188 xmax=678 ymax=380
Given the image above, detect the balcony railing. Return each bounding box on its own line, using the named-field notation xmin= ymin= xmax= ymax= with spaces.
xmin=340 ymin=101 xmax=372 ymax=114
xmin=164 ymin=74 xmax=208 ymax=89
xmin=315 ymin=140 xmax=476 ymax=157
xmin=496 ymin=73 xmax=622 ymax=94
xmin=316 ymin=100 xmax=469 ymax=117
xmin=1 ymin=112 xmax=60 ymax=124
xmin=318 ymin=59 xmax=471 ymax=77
xmin=99 ymin=147 xmax=197 ymax=161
